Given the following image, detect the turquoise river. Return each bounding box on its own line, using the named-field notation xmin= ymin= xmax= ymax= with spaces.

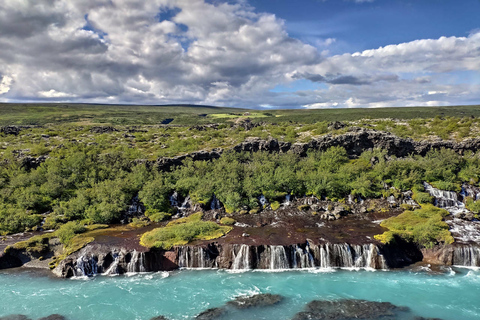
xmin=1 ymin=267 xmax=479 ymax=320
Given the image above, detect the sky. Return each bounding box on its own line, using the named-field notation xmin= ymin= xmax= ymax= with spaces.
xmin=0 ymin=0 xmax=479 ymax=109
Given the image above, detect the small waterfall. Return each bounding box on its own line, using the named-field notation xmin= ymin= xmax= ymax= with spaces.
xmin=259 ymin=195 xmax=268 ymax=207
xmin=178 ymin=246 xmax=212 ymax=268
xmin=452 ymin=245 xmax=480 ymax=267
xmin=312 ymin=243 xmax=387 ymax=269
xmin=232 ymin=244 xmax=251 ymax=270
xmin=210 ymin=194 xmax=221 ymax=210
xmin=75 ymin=255 xmax=98 ymax=277
xmin=103 ymin=253 xmax=120 ymax=275
xmin=169 ymin=192 xmax=179 ymax=207
xmin=461 ymin=184 xmax=480 ymax=201
xmin=292 ymin=244 xmax=315 ymax=268
xmin=127 ymin=250 xmax=146 ymax=273
xmin=126 ymin=195 xmax=143 ymax=216
xmin=387 ymin=195 xmax=396 ymax=204
xmin=269 ymin=246 xmax=289 ymax=270
xmin=423 ymin=182 xmax=467 ymax=214
xmin=283 ymin=194 xmax=291 ymax=206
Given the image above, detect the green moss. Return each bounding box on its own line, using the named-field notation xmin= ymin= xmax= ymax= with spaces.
xmin=249 ymin=208 xmax=259 ymax=214
xmin=140 ymin=218 xmax=232 ymax=250
xmin=8 ymin=233 xmax=56 ymax=254
xmin=220 ymin=217 xmax=236 ymax=225
xmin=55 ymin=221 xmax=86 ymax=245
xmin=412 ymin=189 xmax=434 ymax=204
xmin=129 ymin=218 xmax=150 ymax=228
xmin=270 ymin=201 xmax=281 ymax=211
xmin=375 ymin=204 xmax=454 ymax=248
xmin=466 ymin=197 xmax=480 ymax=214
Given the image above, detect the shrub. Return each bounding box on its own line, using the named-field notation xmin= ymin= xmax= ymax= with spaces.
xmin=129 ymin=218 xmax=150 ymax=228
xmin=466 ymin=197 xmax=480 ymax=214
xmin=56 ymin=221 xmax=86 ymax=245
xmin=145 ymin=209 xmax=171 ymax=222
xmin=220 ymin=217 xmax=236 ymax=225
xmin=412 ymin=189 xmax=433 ymax=204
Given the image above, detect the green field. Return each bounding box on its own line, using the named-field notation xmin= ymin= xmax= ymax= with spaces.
xmin=1 ymin=103 xmax=479 ymax=126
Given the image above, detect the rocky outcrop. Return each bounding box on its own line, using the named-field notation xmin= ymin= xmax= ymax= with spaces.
xmin=90 ymin=126 xmax=119 ymax=133
xmin=152 ymin=129 xmax=480 ymax=171
xmin=422 ymin=244 xmax=480 ymax=267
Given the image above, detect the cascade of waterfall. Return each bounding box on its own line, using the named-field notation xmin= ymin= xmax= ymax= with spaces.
xmin=127 ymin=250 xmax=146 ymax=273
xmin=283 ymin=194 xmax=291 ymax=206
xmin=423 ymin=182 xmax=467 ymax=214
xmin=292 ymin=244 xmax=315 ymax=268
xmin=232 ymin=244 xmax=251 ymax=270
xmin=259 ymin=195 xmax=268 ymax=207
xmin=169 ymin=192 xmax=179 ymax=207
xmin=75 ymin=255 xmax=98 ymax=277
xmin=461 ymin=184 xmax=480 ymax=201
xmin=452 ymin=245 xmax=480 ymax=267
xmin=210 ymin=194 xmax=221 ymax=210
xmin=103 ymin=253 xmax=120 ymax=275
xmin=269 ymin=246 xmax=289 ymax=270
xmin=178 ymin=247 xmax=211 ymax=268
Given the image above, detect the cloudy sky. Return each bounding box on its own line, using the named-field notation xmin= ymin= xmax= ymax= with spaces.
xmin=0 ymin=0 xmax=479 ymax=109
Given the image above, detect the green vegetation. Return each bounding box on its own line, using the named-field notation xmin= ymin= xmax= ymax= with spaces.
xmin=140 ymin=213 xmax=232 ymax=249
xmin=219 ymin=217 xmax=236 ymax=225
xmin=375 ymin=204 xmax=454 ymax=248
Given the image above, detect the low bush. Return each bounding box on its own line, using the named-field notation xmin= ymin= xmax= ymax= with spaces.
xmin=145 ymin=209 xmax=171 ymax=222
xmin=56 ymin=221 xmax=86 ymax=245
xmin=129 ymin=218 xmax=150 ymax=228
xmin=270 ymin=201 xmax=281 ymax=211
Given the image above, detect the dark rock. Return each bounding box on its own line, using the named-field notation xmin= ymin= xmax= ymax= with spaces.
xmin=0 ymin=126 xmax=21 ymax=135
xmin=328 ymin=121 xmax=345 ymax=130
xmin=38 ymin=315 xmax=66 ymax=320
xmin=161 ymin=119 xmax=174 ymax=125
xmin=226 ymin=293 xmax=283 ymax=309
xmin=195 ymin=307 xmax=226 ymax=320
xmin=413 ymin=317 xmax=444 ymax=320
xmin=90 ymin=126 xmax=118 ymax=134
xmin=149 ymin=316 xmax=170 ymax=320
xmin=0 ymin=315 xmax=31 ymax=320
xmin=292 ymin=299 xmax=409 ymax=320
xmin=20 ymin=155 xmax=49 ymax=170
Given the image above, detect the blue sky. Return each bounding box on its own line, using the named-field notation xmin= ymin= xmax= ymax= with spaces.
xmin=251 ymin=0 xmax=480 ymax=53
xmin=0 ymin=0 xmax=479 ymax=109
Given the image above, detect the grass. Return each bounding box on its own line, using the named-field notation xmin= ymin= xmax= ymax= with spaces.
xmin=374 ymin=204 xmax=454 ymax=248
xmin=140 ymin=212 xmax=232 ymax=249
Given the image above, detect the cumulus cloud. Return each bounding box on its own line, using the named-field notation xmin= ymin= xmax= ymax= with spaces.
xmin=0 ymin=0 xmax=478 ymax=109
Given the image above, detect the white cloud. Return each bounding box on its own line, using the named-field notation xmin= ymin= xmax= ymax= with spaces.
xmin=0 ymin=0 xmax=478 ymax=109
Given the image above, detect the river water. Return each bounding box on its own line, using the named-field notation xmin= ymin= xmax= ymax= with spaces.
xmin=0 ymin=267 xmax=479 ymax=320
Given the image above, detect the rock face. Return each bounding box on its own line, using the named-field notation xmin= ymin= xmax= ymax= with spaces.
xmin=422 ymin=244 xmax=480 ymax=267
xmin=54 ymin=240 xmax=423 ymax=278
xmin=152 ymin=129 xmax=480 ymax=171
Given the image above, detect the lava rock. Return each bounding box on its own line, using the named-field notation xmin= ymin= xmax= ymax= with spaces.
xmin=194 ymin=307 xmax=226 ymax=320
xmin=90 ymin=126 xmax=118 ymax=134
xmin=0 ymin=315 xmax=31 ymax=320
xmin=38 ymin=315 xmax=66 ymax=320
xmin=149 ymin=316 xmax=170 ymax=320
xmin=226 ymin=293 xmax=283 ymax=309
xmin=0 ymin=126 xmax=21 ymax=136
xmin=292 ymin=299 xmax=409 ymax=320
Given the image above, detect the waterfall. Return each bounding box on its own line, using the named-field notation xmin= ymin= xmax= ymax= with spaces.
xmin=259 ymin=195 xmax=268 ymax=207
xmin=210 ymin=194 xmax=221 ymax=210
xmin=169 ymin=192 xmax=179 ymax=207
xmin=75 ymin=255 xmax=98 ymax=277
xmin=283 ymin=194 xmax=291 ymax=206
xmin=127 ymin=250 xmax=146 ymax=273
xmin=310 ymin=243 xmax=387 ymax=269
xmin=461 ymin=184 xmax=480 ymax=201
xmin=292 ymin=244 xmax=315 ymax=268
xmin=452 ymin=246 xmax=480 ymax=267
xmin=232 ymin=244 xmax=251 ymax=270
xmin=103 ymin=253 xmax=120 ymax=275
xmin=178 ymin=246 xmax=212 ymax=268
xmin=269 ymin=246 xmax=289 ymax=270
xmin=423 ymin=182 xmax=467 ymax=215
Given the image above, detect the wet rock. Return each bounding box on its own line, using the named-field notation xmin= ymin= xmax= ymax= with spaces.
xmin=195 ymin=307 xmax=226 ymax=320
xmin=292 ymin=299 xmax=409 ymax=320
xmin=150 ymin=316 xmax=170 ymax=320
xmin=226 ymin=293 xmax=283 ymax=309
xmin=90 ymin=126 xmax=118 ymax=134
xmin=38 ymin=315 xmax=66 ymax=320
xmin=0 ymin=315 xmax=31 ymax=320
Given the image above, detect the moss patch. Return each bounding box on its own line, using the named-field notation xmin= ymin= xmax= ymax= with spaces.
xmin=140 ymin=213 xmax=232 ymax=249
xmin=374 ymin=204 xmax=454 ymax=248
